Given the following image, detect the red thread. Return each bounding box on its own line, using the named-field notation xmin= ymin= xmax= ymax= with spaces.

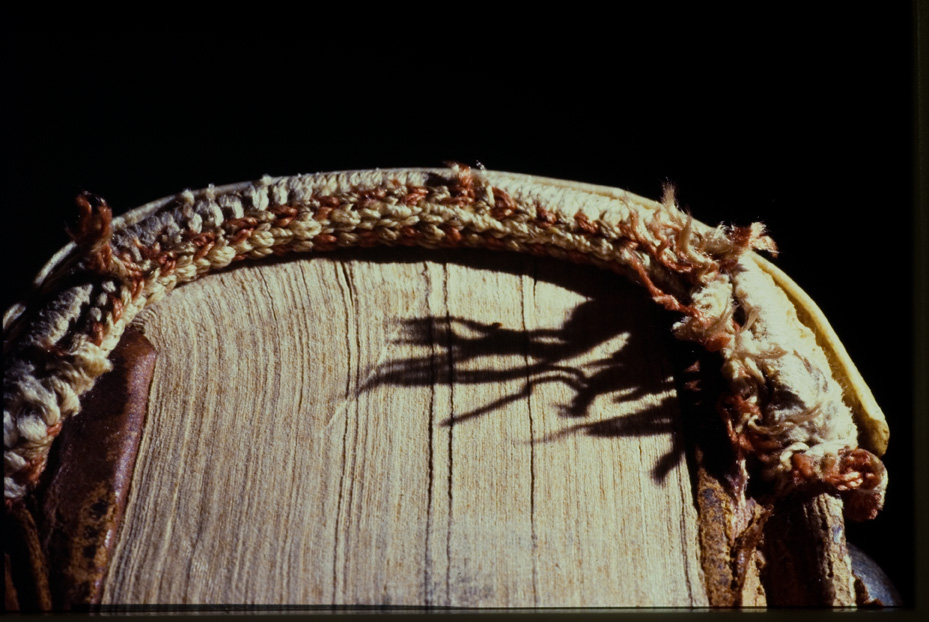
xmin=269 ymin=204 xmax=298 ymax=228
xmin=440 ymin=225 xmax=462 ymax=246
xmin=357 ymin=231 xmax=382 ymax=248
xmin=401 ymin=187 xmax=429 ymax=206
xmin=68 ymin=192 xmax=114 ymax=273
xmin=574 ymin=212 xmax=598 ymax=235
xmin=230 ymin=228 xmax=255 ymax=245
xmin=90 ymin=321 xmax=105 ymax=346
xmin=109 ymin=294 xmax=124 ymax=322
xmin=535 ymin=207 xmax=557 ymax=227
xmin=491 ymin=187 xmax=516 ymax=219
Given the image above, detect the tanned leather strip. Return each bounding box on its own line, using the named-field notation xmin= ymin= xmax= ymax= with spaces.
xmin=761 ymin=493 xmax=856 ymax=606
xmin=36 ymin=328 xmax=156 ymax=609
xmin=4 ymin=503 xmax=53 ymax=611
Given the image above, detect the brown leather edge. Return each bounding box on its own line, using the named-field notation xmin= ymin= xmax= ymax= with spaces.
xmin=4 ymin=503 xmax=53 ymax=611
xmin=760 ymin=492 xmax=857 ymax=606
xmin=672 ymin=325 xmax=861 ymax=608
xmin=35 ymin=327 xmax=157 ymax=610
xmin=670 ymin=342 xmax=766 ymax=607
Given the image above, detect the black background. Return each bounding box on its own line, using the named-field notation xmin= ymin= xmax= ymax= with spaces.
xmin=3 ymin=7 xmax=916 ymax=606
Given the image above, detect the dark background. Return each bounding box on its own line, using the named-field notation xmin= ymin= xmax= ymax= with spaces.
xmin=3 ymin=8 xmax=917 ymax=606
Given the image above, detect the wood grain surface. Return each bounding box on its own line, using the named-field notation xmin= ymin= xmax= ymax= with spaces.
xmin=99 ymin=248 xmax=707 ymax=607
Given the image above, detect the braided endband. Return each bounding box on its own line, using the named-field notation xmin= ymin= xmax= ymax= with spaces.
xmin=2 ymin=167 xmax=886 ymax=519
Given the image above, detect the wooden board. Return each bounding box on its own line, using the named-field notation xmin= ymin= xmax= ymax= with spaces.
xmin=98 ymin=247 xmax=707 ymax=607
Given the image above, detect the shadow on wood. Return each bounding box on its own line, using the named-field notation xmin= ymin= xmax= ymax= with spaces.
xmin=91 ymin=247 xmax=707 ymax=607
